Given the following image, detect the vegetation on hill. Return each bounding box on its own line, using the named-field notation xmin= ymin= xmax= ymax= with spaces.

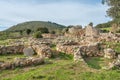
xmin=0 ymin=21 xmax=66 ymax=40
xmin=6 ymin=21 xmax=66 ymax=33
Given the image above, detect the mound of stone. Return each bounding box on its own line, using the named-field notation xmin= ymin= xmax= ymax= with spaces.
xmin=0 ymin=45 xmax=24 ymax=55
xmin=32 ymin=44 xmax=53 ymax=58
xmin=0 ymin=57 xmax=44 ymax=70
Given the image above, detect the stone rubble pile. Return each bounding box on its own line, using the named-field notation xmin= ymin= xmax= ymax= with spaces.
xmin=85 ymin=24 xmax=99 ymax=37
xmin=65 ymin=26 xmax=85 ymax=38
xmin=56 ymin=44 xmax=79 ymax=54
xmin=28 ymin=38 xmax=52 ymax=46
xmin=32 ymin=44 xmax=53 ymax=58
xmin=23 ymin=47 xmax=35 ymax=57
xmin=56 ymin=42 xmax=103 ymax=57
xmin=0 ymin=23 xmax=119 ymax=70
xmin=108 ymin=55 xmax=120 ymax=69
xmin=99 ymin=33 xmax=120 ymax=42
xmin=104 ymin=48 xmax=116 ymax=59
xmin=0 ymin=57 xmax=44 ymax=70
xmin=0 ymin=45 xmax=24 ymax=54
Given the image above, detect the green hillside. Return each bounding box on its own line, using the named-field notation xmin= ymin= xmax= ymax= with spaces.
xmin=6 ymin=21 xmax=66 ymax=32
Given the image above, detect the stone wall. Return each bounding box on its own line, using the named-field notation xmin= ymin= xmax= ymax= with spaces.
xmin=42 ymin=34 xmax=58 ymax=39
xmin=32 ymin=44 xmax=53 ymax=58
xmin=0 ymin=45 xmax=24 ymax=55
xmin=56 ymin=42 xmax=104 ymax=57
xmin=65 ymin=27 xmax=85 ymax=38
xmin=99 ymin=33 xmax=120 ymax=42
xmin=0 ymin=57 xmax=44 ymax=70
xmin=56 ymin=44 xmax=79 ymax=54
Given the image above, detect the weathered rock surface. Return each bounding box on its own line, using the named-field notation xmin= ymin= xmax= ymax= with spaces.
xmin=0 ymin=45 xmax=24 ymax=54
xmin=0 ymin=57 xmax=44 ymax=70
xmin=56 ymin=44 xmax=79 ymax=54
xmin=74 ymin=48 xmax=84 ymax=62
xmin=23 ymin=47 xmax=34 ymax=57
xmin=85 ymin=25 xmax=99 ymax=37
xmin=56 ymin=42 xmax=103 ymax=57
xmin=104 ymin=48 xmax=116 ymax=59
xmin=99 ymin=33 xmax=120 ymax=42
xmin=32 ymin=44 xmax=53 ymax=58
xmin=65 ymin=26 xmax=85 ymax=37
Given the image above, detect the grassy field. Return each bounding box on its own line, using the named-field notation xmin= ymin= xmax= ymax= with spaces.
xmin=0 ymin=54 xmax=120 ymax=80
xmin=0 ymin=54 xmax=25 ymax=62
xmin=0 ymin=38 xmax=28 ymax=45
xmin=100 ymin=27 xmax=111 ymax=32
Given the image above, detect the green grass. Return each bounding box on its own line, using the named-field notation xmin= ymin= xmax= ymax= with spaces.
xmin=0 ymin=55 xmax=120 ymax=80
xmin=0 ymin=54 xmax=25 ymax=62
xmin=85 ymin=57 xmax=114 ymax=69
xmin=58 ymin=52 xmax=73 ymax=60
xmin=103 ymin=42 xmax=120 ymax=54
xmin=85 ymin=57 xmax=102 ymax=69
xmin=100 ymin=27 xmax=111 ymax=31
xmin=50 ymin=44 xmax=56 ymax=50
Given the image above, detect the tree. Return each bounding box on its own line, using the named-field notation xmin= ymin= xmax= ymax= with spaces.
xmin=75 ymin=25 xmax=82 ymax=29
xmin=33 ymin=31 xmax=43 ymax=38
xmin=89 ymin=22 xmax=93 ymax=26
xmin=50 ymin=31 xmax=56 ymax=34
xmin=62 ymin=28 xmax=69 ymax=34
xmin=26 ymin=29 xmax=31 ymax=35
xmin=36 ymin=27 xmax=49 ymax=33
xmin=110 ymin=23 xmax=118 ymax=33
xmin=102 ymin=0 xmax=120 ymax=32
xmin=19 ymin=30 xmax=23 ymax=35
xmin=102 ymin=0 xmax=120 ymax=20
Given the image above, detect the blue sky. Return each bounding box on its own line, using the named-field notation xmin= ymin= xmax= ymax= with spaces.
xmin=0 ymin=0 xmax=111 ymax=31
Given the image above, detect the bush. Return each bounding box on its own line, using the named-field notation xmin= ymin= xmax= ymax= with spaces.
xmin=50 ymin=31 xmax=56 ymax=34
xmin=36 ymin=27 xmax=49 ymax=33
xmin=26 ymin=29 xmax=31 ymax=35
xmin=33 ymin=31 xmax=43 ymax=38
xmin=101 ymin=30 xmax=109 ymax=33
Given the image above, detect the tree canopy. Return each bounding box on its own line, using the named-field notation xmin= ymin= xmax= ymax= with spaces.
xmin=102 ymin=0 xmax=120 ymax=32
xmin=102 ymin=0 xmax=120 ymax=20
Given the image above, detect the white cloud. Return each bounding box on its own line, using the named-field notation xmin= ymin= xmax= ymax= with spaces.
xmin=0 ymin=0 xmax=111 ymax=31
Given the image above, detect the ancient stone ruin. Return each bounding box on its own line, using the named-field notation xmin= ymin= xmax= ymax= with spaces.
xmin=0 ymin=45 xmax=24 ymax=55
xmin=85 ymin=24 xmax=99 ymax=37
xmin=65 ymin=26 xmax=85 ymax=38
xmin=23 ymin=47 xmax=35 ymax=57
xmin=0 ymin=57 xmax=44 ymax=70
xmin=0 ymin=23 xmax=120 ymax=70
xmin=104 ymin=48 xmax=116 ymax=59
